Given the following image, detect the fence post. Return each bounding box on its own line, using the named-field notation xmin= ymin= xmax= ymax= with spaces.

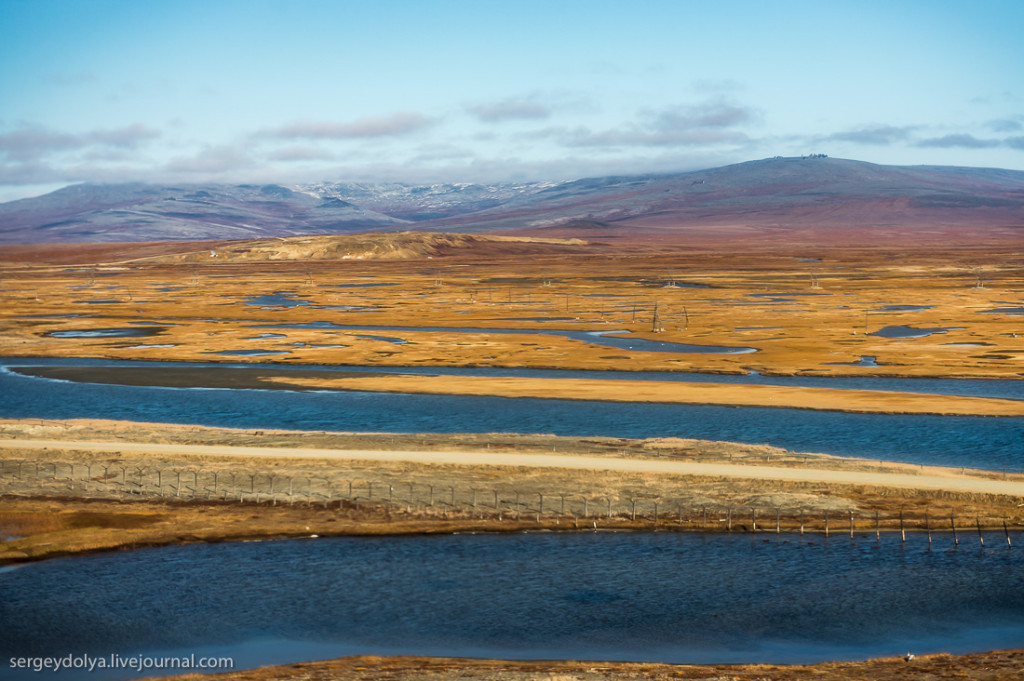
xmin=951 ymin=513 xmax=959 ymax=547
xmin=925 ymin=511 xmax=932 ymax=547
xmin=976 ymin=518 xmax=984 ymax=547
xmin=1005 ymin=520 xmax=1012 ymax=548
xmin=849 ymin=510 xmax=854 ymax=539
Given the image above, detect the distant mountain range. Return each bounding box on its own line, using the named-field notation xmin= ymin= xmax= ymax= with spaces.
xmin=2 ymin=156 xmax=1023 ymax=244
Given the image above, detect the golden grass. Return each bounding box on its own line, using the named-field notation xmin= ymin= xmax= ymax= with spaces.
xmin=1 ymin=236 xmax=1022 ymax=379
xmin=265 ymin=373 xmax=1024 ymax=416
xmin=0 ymin=509 xmax=64 ymax=536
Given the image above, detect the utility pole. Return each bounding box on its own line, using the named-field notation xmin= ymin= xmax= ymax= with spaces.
xmin=652 ymin=301 xmax=664 ymax=333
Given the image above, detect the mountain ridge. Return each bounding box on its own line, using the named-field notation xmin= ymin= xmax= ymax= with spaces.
xmin=2 ymin=157 xmax=1023 ymax=244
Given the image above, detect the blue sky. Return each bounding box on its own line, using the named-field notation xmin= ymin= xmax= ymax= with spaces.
xmin=1 ymin=0 xmax=1022 ymax=200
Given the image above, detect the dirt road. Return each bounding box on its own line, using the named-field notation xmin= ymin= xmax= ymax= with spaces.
xmin=5 ymin=438 xmax=1023 ymax=498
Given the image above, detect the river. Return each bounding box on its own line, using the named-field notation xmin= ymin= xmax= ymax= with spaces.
xmin=1 ymin=358 xmax=1021 ymax=471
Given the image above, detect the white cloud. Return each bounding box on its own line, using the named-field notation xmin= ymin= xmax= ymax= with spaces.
xmin=256 ymin=113 xmax=435 ymax=140
xmin=466 ymin=97 xmax=551 ymax=122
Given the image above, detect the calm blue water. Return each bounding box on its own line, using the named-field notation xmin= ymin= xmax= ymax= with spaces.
xmin=2 ymin=532 xmax=1022 ymax=679
xmin=1 ymin=359 xmax=1021 ymax=470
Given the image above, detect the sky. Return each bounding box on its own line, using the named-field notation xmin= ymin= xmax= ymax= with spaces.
xmin=1 ymin=0 xmax=1023 ymax=201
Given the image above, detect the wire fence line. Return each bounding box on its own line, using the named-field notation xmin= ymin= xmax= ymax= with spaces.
xmin=0 ymin=457 xmax=1020 ymax=546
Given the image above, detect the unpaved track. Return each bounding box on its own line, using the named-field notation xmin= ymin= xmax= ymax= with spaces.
xmin=4 ymin=438 xmax=1024 ymax=498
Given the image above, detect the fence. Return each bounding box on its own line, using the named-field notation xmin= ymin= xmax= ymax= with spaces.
xmin=0 ymin=457 xmax=1018 ymax=548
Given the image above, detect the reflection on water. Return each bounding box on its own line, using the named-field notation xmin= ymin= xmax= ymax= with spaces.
xmin=2 ymin=532 xmax=1023 ymax=680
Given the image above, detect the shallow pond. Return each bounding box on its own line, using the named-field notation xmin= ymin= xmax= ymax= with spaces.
xmin=868 ymin=325 xmax=958 ymax=339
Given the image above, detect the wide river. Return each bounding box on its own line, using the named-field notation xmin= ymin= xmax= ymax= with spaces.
xmin=2 ymin=532 xmax=1024 ymax=680
xmin=0 ymin=358 xmax=1021 ymax=470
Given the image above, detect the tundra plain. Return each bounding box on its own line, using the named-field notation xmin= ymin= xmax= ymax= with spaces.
xmin=1 ymin=230 xmax=1023 ymax=680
